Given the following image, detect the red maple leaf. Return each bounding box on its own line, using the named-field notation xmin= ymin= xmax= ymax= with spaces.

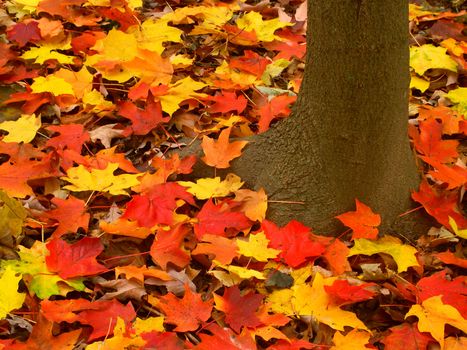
xmin=46 ymin=124 xmax=90 ymax=153
xmin=261 ymin=220 xmax=326 ymax=268
xmin=7 ymin=21 xmax=41 ymax=47
xmin=416 ymin=270 xmax=467 ymax=318
xmin=123 ymin=182 xmax=194 ymax=227
xmin=204 ymin=90 xmax=248 ymax=114
xmin=268 ymin=339 xmax=318 ymax=350
xmin=46 ymin=237 xmax=108 ymax=279
xmin=141 ymin=332 xmax=185 ymax=350
xmin=118 ymin=93 xmax=169 ymax=136
xmin=214 ymin=285 xmax=263 ymax=333
xmin=412 ymin=180 xmax=467 ymax=228
xmin=335 ymin=199 xmax=381 ymax=240
xmin=194 ymin=324 xmax=257 ymax=350
xmin=420 ymin=155 xmax=467 ymax=190
xmin=324 ymin=279 xmax=377 ymax=306
xmin=381 ymin=323 xmax=435 ymax=350
xmin=409 ymin=119 xmax=458 ymax=163
xmin=150 ymin=224 xmax=191 ymax=270
xmin=194 ymin=199 xmax=251 ymax=239
xmin=257 ymin=94 xmax=297 ymax=133
xmin=40 ymin=196 xmax=90 ymax=238
xmin=41 ymin=298 xmax=136 ymax=341
xmin=155 ymin=284 xmax=213 ymax=332
xmin=229 ymin=50 xmax=270 ymax=77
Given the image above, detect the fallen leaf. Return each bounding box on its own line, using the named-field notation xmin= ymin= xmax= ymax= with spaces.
xmin=201 ymin=127 xmax=248 ymax=168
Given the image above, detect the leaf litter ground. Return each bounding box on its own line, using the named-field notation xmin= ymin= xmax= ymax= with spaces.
xmin=0 ymin=0 xmax=466 ymax=349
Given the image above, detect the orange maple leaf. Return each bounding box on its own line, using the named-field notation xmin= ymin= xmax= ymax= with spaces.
xmin=335 ymin=199 xmax=381 ymax=240
xmin=201 ymin=127 xmax=248 ymax=168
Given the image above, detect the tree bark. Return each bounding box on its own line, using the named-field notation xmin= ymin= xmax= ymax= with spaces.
xmin=183 ymin=0 xmax=433 ymax=237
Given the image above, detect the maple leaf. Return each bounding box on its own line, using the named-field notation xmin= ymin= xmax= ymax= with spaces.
xmin=40 ymin=196 xmax=90 ymax=238
xmin=406 ymin=296 xmax=467 ymax=350
xmin=0 ymin=266 xmax=26 ymax=319
xmin=61 ymin=163 xmax=141 ymax=196
xmin=214 ymin=285 xmax=263 ymax=332
xmin=115 ymin=265 xmax=172 ymax=284
xmin=335 ymin=199 xmax=381 ymax=240
xmin=205 ymin=90 xmax=248 ymax=114
xmin=257 ymin=94 xmax=297 ymax=133
xmin=157 ymin=77 xmax=207 ymax=116
xmin=46 ymin=124 xmax=90 ymax=152
xmin=7 ymin=20 xmax=41 ymax=47
xmin=193 ymin=324 xmax=256 ymax=350
xmin=348 ymin=236 xmax=420 ymax=273
xmin=123 ymin=182 xmax=194 ymax=227
xmin=151 ymin=284 xmax=213 ymax=332
xmin=409 ymin=119 xmax=458 ymax=163
xmin=201 ymin=127 xmax=248 ymax=168
xmin=421 ymin=156 xmax=467 ymax=190
xmin=100 ymin=217 xmax=152 ymax=239
xmin=236 ymin=232 xmax=280 ymax=262
xmin=0 ymin=114 xmax=41 ymax=143
xmin=150 ymin=224 xmax=191 ymax=270
xmin=434 ymin=250 xmax=467 ymax=269
xmin=233 ymin=188 xmax=268 ymax=222
xmin=179 ymin=173 xmax=244 ymax=200
xmin=324 ymin=279 xmax=376 ymax=306
xmin=0 ymin=190 xmax=27 ymax=247
xmin=416 ymin=270 xmax=467 ymax=318
xmin=229 ymin=50 xmax=270 ymax=77
xmin=236 ymin=11 xmax=291 ymax=42
xmin=194 ymin=199 xmax=251 ymax=239
xmin=86 ymin=317 xmax=146 ymax=350
xmin=381 ymin=323 xmax=435 ymax=350
xmin=410 ymin=44 xmax=458 ymax=75
xmin=46 ymin=237 xmax=108 ymax=279
xmin=141 ymin=331 xmax=185 ymax=349
xmin=192 ymin=234 xmax=239 ymax=265
xmin=118 ymin=94 xmax=168 ymax=136
xmin=41 ymin=298 xmax=136 ymax=341
xmin=330 ymin=329 xmax=372 ymax=350
xmin=262 ymin=220 xmax=326 ymax=268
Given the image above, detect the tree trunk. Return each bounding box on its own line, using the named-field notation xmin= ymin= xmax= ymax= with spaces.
xmin=229 ymin=0 xmax=425 ymax=236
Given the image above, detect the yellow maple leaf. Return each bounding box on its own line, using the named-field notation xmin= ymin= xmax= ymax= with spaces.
xmin=21 ymin=39 xmax=74 ymax=64
xmin=136 ymin=19 xmax=184 ymax=54
xmin=213 ymin=260 xmax=266 ymax=280
xmin=348 ymin=236 xmax=420 ymax=273
xmin=234 ymin=188 xmax=268 ymax=221
xmin=8 ymin=0 xmax=40 ymax=14
xmin=268 ymin=273 xmax=368 ymax=331
xmin=61 ymin=163 xmax=141 ymax=196
xmin=157 ymin=77 xmax=207 ymax=116
xmin=54 ymin=67 xmax=94 ymax=98
xmin=331 ymin=329 xmax=372 ymax=350
xmin=410 ymin=44 xmax=458 ymax=76
xmin=445 ymin=87 xmax=467 ymax=116
xmin=30 ymin=75 xmax=75 ymax=96
xmin=410 ymin=74 xmax=430 ymax=93
xmin=236 ymin=232 xmax=280 ymax=262
xmin=133 ymin=316 xmax=165 ymax=333
xmin=236 ymin=11 xmax=291 ymax=42
xmin=406 ymin=296 xmax=467 ymax=350
xmin=0 ymin=114 xmax=41 ymax=143
xmin=0 ymin=266 xmax=26 ymax=319
xmin=178 ymin=173 xmax=244 ymax=200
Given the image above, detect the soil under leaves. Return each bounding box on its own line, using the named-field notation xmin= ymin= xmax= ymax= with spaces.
xmin=0 ymin=0 xmax=466 ymax=349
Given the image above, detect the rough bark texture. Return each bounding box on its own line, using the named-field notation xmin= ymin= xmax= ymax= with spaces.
xmin=183 ymin=0 xmax=433 ymax=238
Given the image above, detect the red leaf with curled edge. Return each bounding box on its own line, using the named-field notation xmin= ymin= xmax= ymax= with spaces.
xmin=123 ymin=182 xmax=194 ymax=227
xmin=324 ymin=279 xmax=377 ymax=306
xmin=416 ymin=270 xmax=467 ymax=318
xmin=194 ymin=324 xmax=257 ymax=350
xmin=409 ymin=119 xmax=458 ymax=163
xmin=7 ymin=21 xmax=41 ymax=47
xmin=204 ymin=90 xmax=248 ymax=114
xmin=412 ymin=180 xmax=467 ymax=228
xmin=118 ymin=93 xmax=169 ymax=136
xmin=229 ymin=50 xmax=270 ymax=77
xmin=150 ymin=224 xmax=191 ymax=270
xmin=261 ymin=220 xmax=326 ymax=268
xmin=335 ymin=199 xmax=381 ymax=240
xmin=155 ymin=284 xmax=213 ymax=332
xmin=214 ymin=285 xmax=263 ymax=333
xmin=194 ymin=199 xmax=251 ymax=239
xmin=420 ymin=156 xmax=467 ymax=190
xmin=41 ymin=298 xmax=136 ymax=341
xmin=382 ymin=323 xmax=435 ymax=350
xmin=40 ymin=196 xmax=90 ymax=238
xmin=45 ymin=237 xmax=107 ymax=279
xmin=257 ymin=94 xmax=297 ymax=133
xmin=46 ymin=124 xmax=90 ymax=153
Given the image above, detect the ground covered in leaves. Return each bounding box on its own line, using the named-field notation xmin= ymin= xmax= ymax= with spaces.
xmin=0 ymin=0 xmax=466 ymax=349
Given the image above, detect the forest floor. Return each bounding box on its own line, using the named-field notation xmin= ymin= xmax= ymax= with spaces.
xmin=0 ymin=0 xmax=466 ymax=349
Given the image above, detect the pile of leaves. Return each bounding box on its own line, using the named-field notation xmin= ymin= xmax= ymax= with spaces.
xmin=0 ymin=0 xmax=465 ymax=349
